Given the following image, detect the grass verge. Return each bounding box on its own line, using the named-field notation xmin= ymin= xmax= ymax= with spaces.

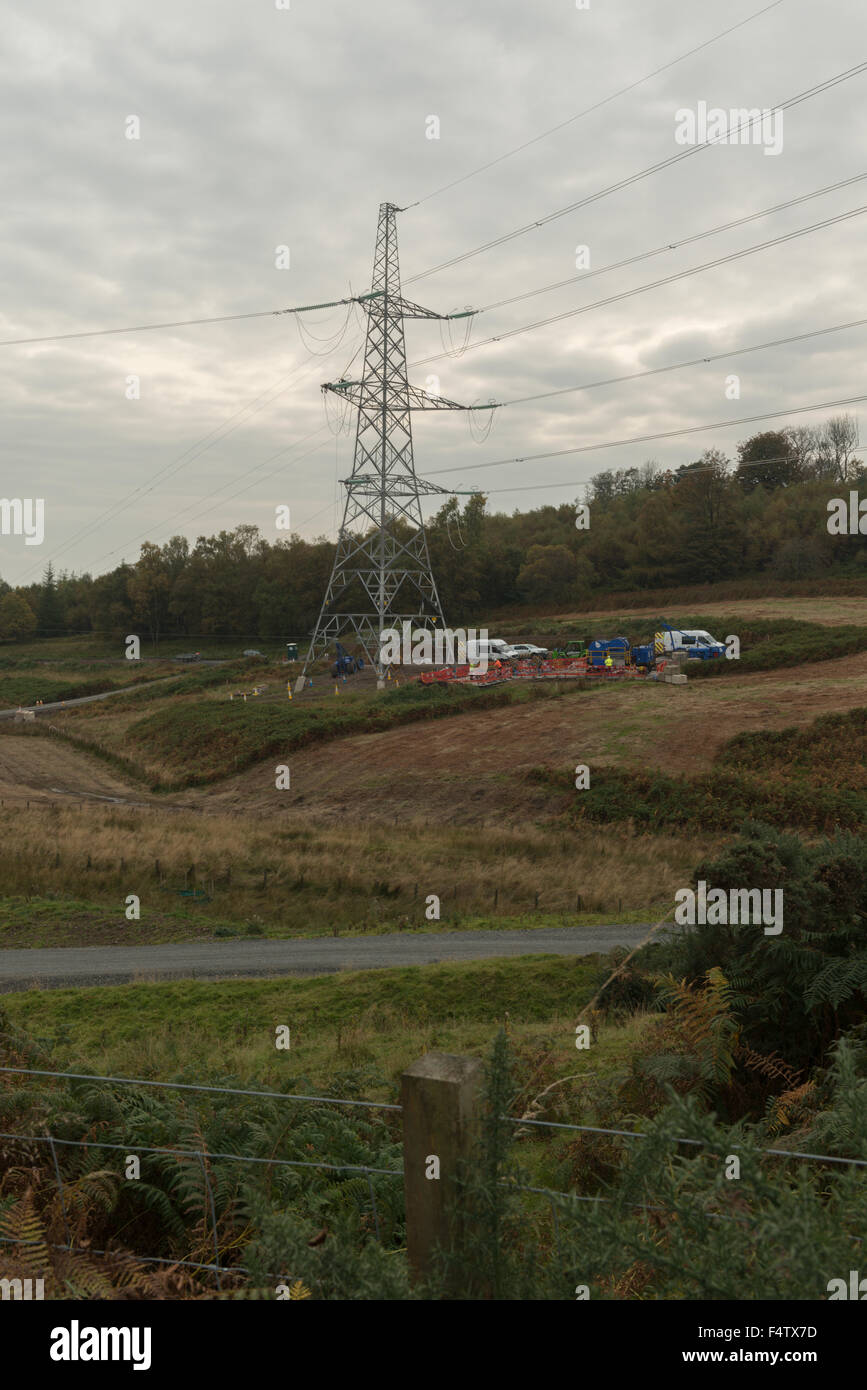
xmin=2 ymin=955 xmax=606 ymax=1091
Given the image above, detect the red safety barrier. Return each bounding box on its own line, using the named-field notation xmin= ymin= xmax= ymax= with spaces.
xmin=419 ymin=656 xmax=637 ymax=687
xmin=421 ymin=665 xmax=482 ymax=684
xmin=470 ymin=665 xmax=514 ymax=684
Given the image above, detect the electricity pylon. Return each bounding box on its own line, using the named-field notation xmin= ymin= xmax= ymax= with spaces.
xmin=301 ymin=201 xmax=475 ymax=682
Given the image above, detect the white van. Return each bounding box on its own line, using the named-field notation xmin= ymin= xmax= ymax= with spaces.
xmin=465 ymin=638 xmax=513 ymax=667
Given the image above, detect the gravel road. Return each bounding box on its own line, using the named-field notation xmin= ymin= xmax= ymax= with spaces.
xmin=0 ymin=663 xmax=228 ymax=721
xmin=0 ymin=924 xmax=660 ymax=991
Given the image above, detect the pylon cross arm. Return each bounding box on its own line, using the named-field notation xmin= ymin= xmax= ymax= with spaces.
xmin=323 ymin=381 xmax=467 ymax=410
xmin=388 ymin=296 xmax=477 ymax=322
xmin=406 ymin=384 xmax=466 ymax=410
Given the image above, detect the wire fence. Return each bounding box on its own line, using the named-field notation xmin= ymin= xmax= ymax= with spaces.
xmin=4 ymin=1066 xmax=861 ymax=1166
xmin=0 ymin=830 xmax=636 ymax=915
xmin=0 ymin=1130 xmax=402 ymax=1290
xmin=0 ymin=1064 xmax=404 ymax=1291
xmin=1 ymin=1062 xmax=864 ymax=1293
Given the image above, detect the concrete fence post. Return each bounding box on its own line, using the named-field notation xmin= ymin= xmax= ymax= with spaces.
xmin=401 ymin=1052 xmax=483 ymax=1291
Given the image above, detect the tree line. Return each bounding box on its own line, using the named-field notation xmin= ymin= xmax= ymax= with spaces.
xmin=0 ymin=415 xmax=864 ymax=643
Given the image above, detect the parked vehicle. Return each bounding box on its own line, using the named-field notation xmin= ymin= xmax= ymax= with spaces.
xmin=465 ymin=637 xmax=515 ymax=664
xmin=509 ymin=643 xmax=549 ymax=659
xmin=550 ymin=639 xmax=589 ymax=658
xmin=330 ymin=640 xmax=360 ymax=678
xmin=656 ymin=624 xmax=726 ymax=660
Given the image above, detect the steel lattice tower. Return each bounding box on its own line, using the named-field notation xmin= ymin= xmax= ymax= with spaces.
xmin=302 ymin=202 xmax=473 ymax=680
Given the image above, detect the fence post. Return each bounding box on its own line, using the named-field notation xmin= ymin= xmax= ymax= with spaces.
xmin=401 ymin=1052 xmax=483 ymax=1292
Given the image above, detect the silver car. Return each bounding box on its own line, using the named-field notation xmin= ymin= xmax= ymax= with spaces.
xmin=509 ymin=643 xmax=549 ymax=659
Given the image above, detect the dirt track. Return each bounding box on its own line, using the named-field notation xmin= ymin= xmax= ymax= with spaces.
xmin=0 ymin=736 xmax=151 ymax=806
xmin=0 ymin=736 xmax=192 ymax=810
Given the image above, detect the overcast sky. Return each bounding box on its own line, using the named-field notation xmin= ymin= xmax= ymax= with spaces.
xmin=0 ymin=0 xmax=865 ymax=586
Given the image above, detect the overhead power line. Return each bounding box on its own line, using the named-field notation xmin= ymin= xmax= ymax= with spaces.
xmin=87 ymin=332 xmax=371 ymax=567
xmin=294 ymin=448 xmax=833 ymax=540
xmin=233 ymin=315 xmax=867 ymax=543
xmin=91 ymin=338 xmax=371 ymax=565
xmin=93 ymin=424 xmax=333 ymax=567
xmin=15 ymin=318 xmax=365 ymax=584
xmin=405 ymin=60 xmax=867 ymax=285
xmin=410 ymin=203 xmax=867 ymax=369
xmin=0 ymin=292 xmax=381 ymax=350
xmin=423 ymin=392 xmax=867 ymax=483
xmin=498 ymin=314 xmax=867 ymax=409
xmin=408 ymin=0 xmax=788 ymax=206
xmin=479 ymin=171 xmax=867 ymax=317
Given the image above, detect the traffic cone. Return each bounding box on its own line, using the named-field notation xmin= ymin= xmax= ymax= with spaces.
xmin=287 ymin=683 xmax=292 ymax=701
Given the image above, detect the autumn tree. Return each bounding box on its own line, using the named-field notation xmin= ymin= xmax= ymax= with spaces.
xmin=0 ymin=592 xmax=37 ymax=640
xmin=735 ymin=431 xmax=799 ymax=492
xmin=127 ymin=542 xmax=171 ymax=646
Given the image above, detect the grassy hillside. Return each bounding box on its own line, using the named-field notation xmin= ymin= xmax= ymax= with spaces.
xmin=540 ymin=704 xmax=867 ymax=833
xmin=62 ymin=677 xmax=592 ymax=788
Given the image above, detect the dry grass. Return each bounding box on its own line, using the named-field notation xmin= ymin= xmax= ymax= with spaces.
xmin=527 ymin=595 xmax=867 ymax=630
xmin=0 ymin=800 xmax=717 ymax=937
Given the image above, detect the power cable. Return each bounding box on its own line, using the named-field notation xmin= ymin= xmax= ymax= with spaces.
xmin=423 ymin=391 xmax=867 ymax=487
xmin=101 ymin=328 xmax=367 ymax=560
xmin=410 ymin=203 xmax=867 ymax=369
xmin=407 ymin=0 xmax=789 ymax=207
xmin=479 ymin=171 xmax=867 ymax=317
xmin=15 ymin=323 xmax=365 ymax=584
xmin=497 ymin=314 xmax=867 ymax=409
xmin=93 ymin=425 xmax=333 ymax=566
xmin=0 ymin=292 xmax=380 ymax=350
xmin=405 ymin=61 xmax=867 ymax=285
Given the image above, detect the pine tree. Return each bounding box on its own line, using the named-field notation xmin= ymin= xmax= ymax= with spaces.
xmin=36 ymin=562 xmax=65 ymax=637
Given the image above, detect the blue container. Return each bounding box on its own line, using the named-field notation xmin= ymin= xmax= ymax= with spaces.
xmin=588 ymin=637 xmax=630 ymax=667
